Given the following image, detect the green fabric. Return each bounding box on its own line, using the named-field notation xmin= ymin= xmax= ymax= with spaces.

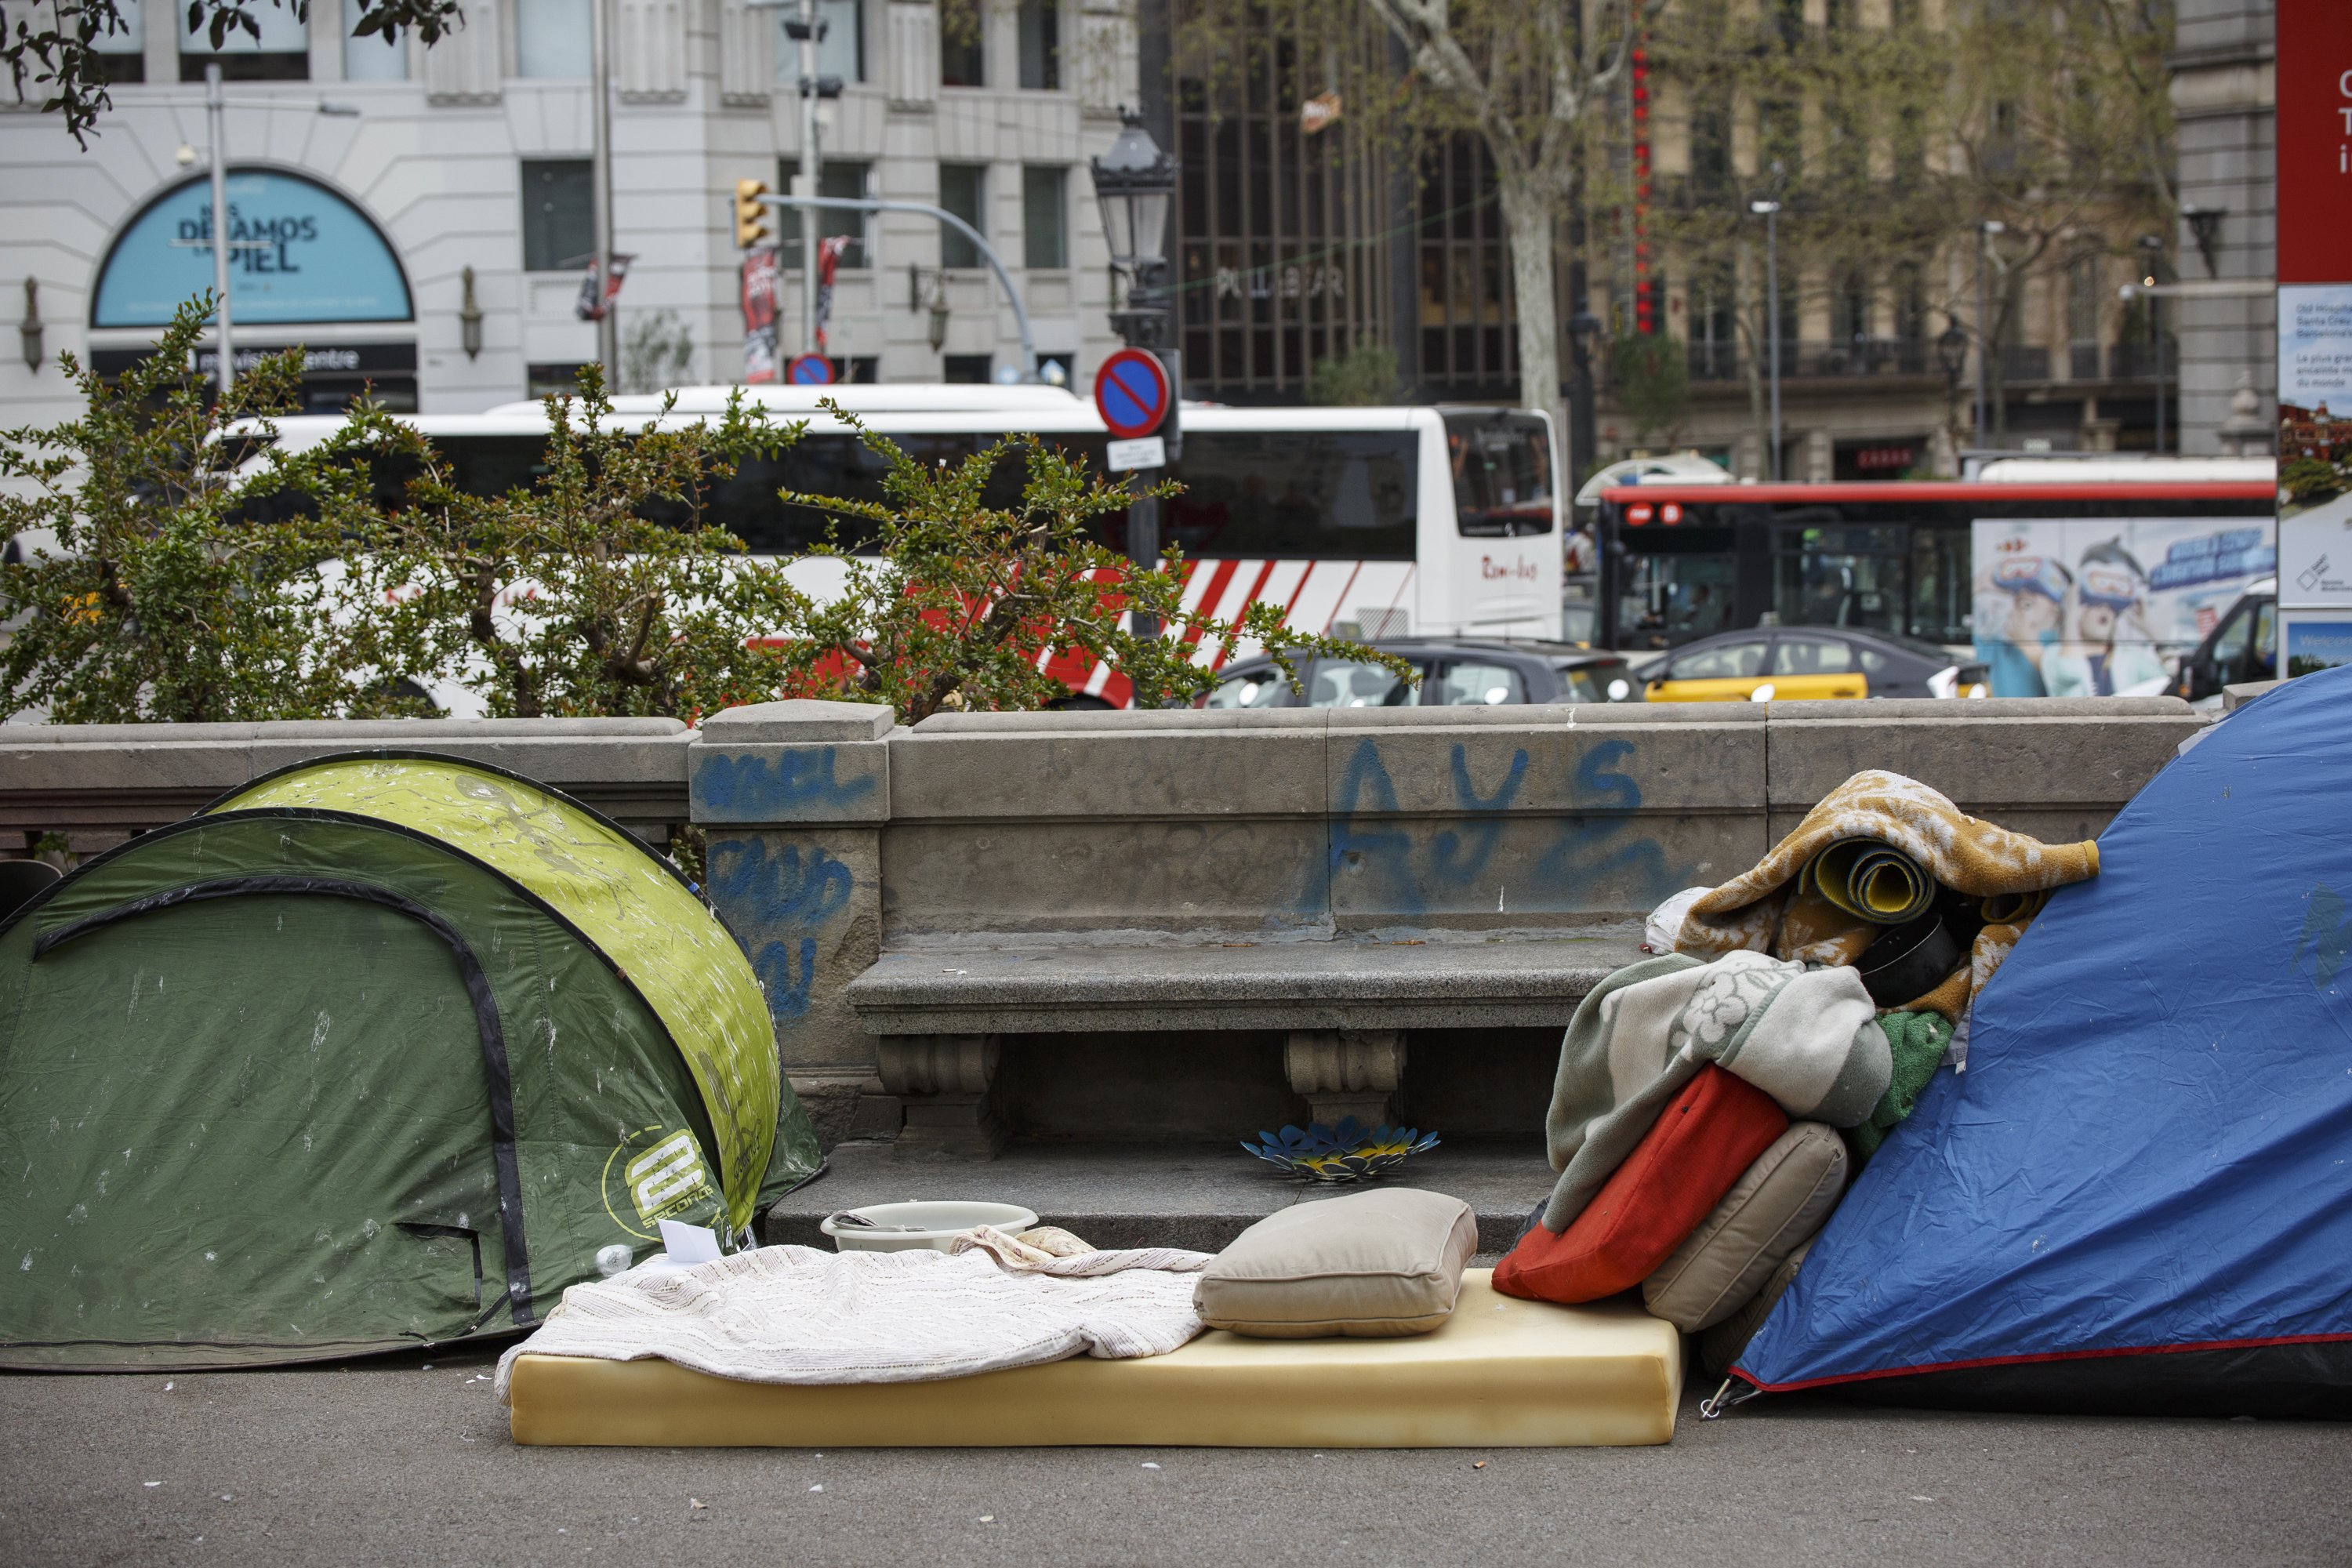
xmin=1849 ymin=1010 xmax=1955 ymax=1164
xmin=212 ymin=756 xmax=814 ymax=1232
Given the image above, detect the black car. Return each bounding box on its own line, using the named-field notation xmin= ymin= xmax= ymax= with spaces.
xmin=1196 ymin=639 xmax=1637 ymax=709
xmin=1631 ymin=626 xmax=1990 ymax=702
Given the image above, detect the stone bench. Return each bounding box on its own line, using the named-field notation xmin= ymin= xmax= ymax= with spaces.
xmin=845 ymin=930 xmax=1645 ymax=1156
xmin=683 ymin=696 xmax=2204 ymax=1156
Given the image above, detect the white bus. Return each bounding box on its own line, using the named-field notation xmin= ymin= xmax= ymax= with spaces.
xmin=259 ymin=386 xmax=1562 ymax=707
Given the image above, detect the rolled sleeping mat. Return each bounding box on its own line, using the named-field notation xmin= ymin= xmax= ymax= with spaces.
xmin=1802 ymin=838 xmax=1936 ymax=925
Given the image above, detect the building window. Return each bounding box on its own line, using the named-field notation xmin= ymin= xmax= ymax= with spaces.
xmin=516 ymin=0 xmax=593 ymax=78
xmin=92 ymin=0 xmax=144 ymax=82
xmin=521 ymin=159 xmax=595 ymax=273
xmin=1018 ymin=0 xmax=1058 ymax=90
xmin=1415 ymin=136 xmax=1513 ymax=394
xmin=943 ymin=354 xmax=994 ymax=383
xmin=1175 ymin=9 xmax=1393 ymax=401
xmin=1022 ymin=166 xmax=1066 ymax=269
xmin=777 ymin=0 xmax=865 ymax=85
xmin=343 ymin=0 xmax=408 ymax=80
xmin=180 ymin=0 xmax=308 ymax=81
xmin=938 ymin=163 xmax=987 ymax=268
xmin=779 ymin=161 xmax=872 ymax=269
xmin=940 ymin=0 xmax=983 ymax=86
xmin=529 ymin=361 xmax=591 ymax=397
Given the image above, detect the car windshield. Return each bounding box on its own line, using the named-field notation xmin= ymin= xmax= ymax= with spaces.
xmin=1555 ymin=659 xmax=1628 ymax=702
xmin=1445 ymin=412 xmax=1555 ymax=537
xmin=1308 ymin=659 xmax=1421 ymax=707
xmin=1203 ymin=668 xmax=1295 ymax=708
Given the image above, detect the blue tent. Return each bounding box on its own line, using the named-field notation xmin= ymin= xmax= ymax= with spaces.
xmin=1735 ymin=665 xmax=2352 ymax=1416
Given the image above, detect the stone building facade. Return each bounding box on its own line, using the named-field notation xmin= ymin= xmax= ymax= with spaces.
xmin=0 ymin=0 xmax=1138 ymax=426
xmin=2168 ymin=0 xmax=2275 ymax=455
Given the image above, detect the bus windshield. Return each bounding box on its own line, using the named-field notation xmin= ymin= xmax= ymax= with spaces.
xmin=1445 ymin=412 xmax=1555 ymax=537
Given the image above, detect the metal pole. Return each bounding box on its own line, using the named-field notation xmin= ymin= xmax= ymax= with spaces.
xmin=1764 ymin=206 xmax=1780 ymax=481
xmin=798 ymin=0 xmax=819 ymax=354
xmin=2152 ymin=292 xmax=2166 ymax=455
xmin=1973 ymin=227 xmax=1989 ymax=448
xmin=763 ymin=194 xmax=1040 ymax=378
xmin=590 ymin=0 xmax=617 ymax=381
xmin=205 ymin=63 xmax=232 ymax=398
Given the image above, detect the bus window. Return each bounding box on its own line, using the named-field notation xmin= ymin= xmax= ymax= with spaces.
xmin=708 ymin=430 xmax=1116 ymax=553
xmin=1908 ymin=524 xmax=1972 ymax=645
xmin=1444 ymin=412 xmax=1555 ymax=537
xmin=1618 ymin=546 xmax=1737 ymax=648
xmin=1775 ymin=524 xmax=1903 ymax=633
xmin=1166 ymin=431 xmax=1417 ymax=559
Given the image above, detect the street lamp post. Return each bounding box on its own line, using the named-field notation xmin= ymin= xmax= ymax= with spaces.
xmin=1936 ymin=321 xmax=1969 ymax=474
xmin=590 ymin=0 xmax=617 ymax=381
xmin=1749 ymin=198 xmax=1781 ymax=481
xmin=1974 ymin=219 xmax=2005 ymax=448
xmin=1088 ymin=111 xmax=1180 ymax=612
xmin=2154 ymin=231 xmax=2164 ymax=453
xmin=162 ymin=71 xmax=359 ymax=397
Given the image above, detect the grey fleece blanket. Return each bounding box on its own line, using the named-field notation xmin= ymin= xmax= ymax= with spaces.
xmin=1540 ymin=952 xmax=1891 ymax=1232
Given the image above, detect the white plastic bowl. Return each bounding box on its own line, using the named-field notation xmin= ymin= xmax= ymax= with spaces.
xmin=818 ymin=1200 xmax=1040 ymax=1253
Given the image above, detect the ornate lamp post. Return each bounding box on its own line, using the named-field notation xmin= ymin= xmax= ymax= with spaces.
xmin=1088 ymin=111 xmax=1181 ymax=621
xmin=1090 ymin=111 xmax=1178 ymax=354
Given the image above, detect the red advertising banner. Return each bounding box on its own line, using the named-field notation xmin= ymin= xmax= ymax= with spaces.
xmin=2276 ymin=0 xmax=2352 ymax=285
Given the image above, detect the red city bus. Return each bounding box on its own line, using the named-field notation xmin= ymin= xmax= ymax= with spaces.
xmin=1593 ymin=479 xmax=2276 ymax=695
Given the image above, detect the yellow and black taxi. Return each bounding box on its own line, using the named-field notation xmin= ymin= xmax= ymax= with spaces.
xmin=1632 ymin=626 xmax=1991 ymax=702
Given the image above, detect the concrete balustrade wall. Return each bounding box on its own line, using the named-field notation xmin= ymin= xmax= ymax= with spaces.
xmin=1 ymin=698 xmax=2205 ymax=1142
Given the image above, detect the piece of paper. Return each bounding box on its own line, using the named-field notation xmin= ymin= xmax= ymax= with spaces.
xmin=658 ymin=1218 xmax=724 ymax=1265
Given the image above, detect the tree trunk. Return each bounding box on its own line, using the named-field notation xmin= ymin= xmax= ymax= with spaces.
xmin=1497 ymin=174 xmax=1565 ymax=447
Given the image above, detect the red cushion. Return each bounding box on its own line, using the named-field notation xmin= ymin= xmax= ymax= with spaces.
xmin=1495 ymin=1066 xmax=1790 ymax=1306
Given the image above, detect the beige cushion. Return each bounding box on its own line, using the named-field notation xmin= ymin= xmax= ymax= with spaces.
xmin=1195 ymin=1188 xmax=1478 ymax=1338
xmin=1641 ymin=1123 xmax=1847 ymax=1334
xmin=1697 ymin=1237 xmax=1813 ymax=1379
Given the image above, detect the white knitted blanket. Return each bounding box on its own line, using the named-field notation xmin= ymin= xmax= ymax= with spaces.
xmin=494 ymin=1236 xmax=1214 ymax=1399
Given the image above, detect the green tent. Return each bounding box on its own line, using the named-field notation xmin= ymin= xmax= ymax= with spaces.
xmin=0 ymin=752 xmax=820 ymax=1370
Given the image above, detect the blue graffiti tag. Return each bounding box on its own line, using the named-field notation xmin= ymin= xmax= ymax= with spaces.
xmin=706 ymin=836 xmax=855 ymax=1022
xmin=696 ymin=747 xmax=877 ymax=818
xmin=1329 ymin=735 xmax=1683 ymax=918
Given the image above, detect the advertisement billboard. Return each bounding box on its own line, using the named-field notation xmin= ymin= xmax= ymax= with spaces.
xmin=1972 ymin=517 xmax=2275 ymax=697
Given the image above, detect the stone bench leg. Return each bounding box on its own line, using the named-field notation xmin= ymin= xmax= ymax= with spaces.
xmin=1283 ymin=1029 xmax=1406 ymax=1129
xmin=875 ymin=1034 xmax=1006 ymax=1159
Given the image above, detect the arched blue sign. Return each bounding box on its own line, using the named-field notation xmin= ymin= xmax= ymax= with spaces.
xmin=93 ymin=169 xmax=413 ymax=328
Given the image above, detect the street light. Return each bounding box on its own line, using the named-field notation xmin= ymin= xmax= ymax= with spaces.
xmin=2139 ymin=234 xmax=2168 ymax=454
xmin=1091 ymin=110 xmax=1178 ymax=352
xmin=151 ymin=67 xmax=361 ymax=397
xmin=1973 ymin=219 xmax=2005 ymax=448
xmin=1088 ymin=109 xmax=1182 ymax=617
xmin=1749 ymin=198 xmax=1781 ymax=481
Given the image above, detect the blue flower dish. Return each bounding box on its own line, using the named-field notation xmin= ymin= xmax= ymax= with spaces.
xmin=1240 ymin=1118 xmax=1441 ymax=1182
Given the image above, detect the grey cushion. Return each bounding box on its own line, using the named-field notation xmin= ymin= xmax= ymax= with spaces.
xmin=1698 ymin=1236 xmax=1814 ymax=1379
xmin=1641 ymin=1122 xmax=1847 ymax=1334
xmin=1195 ymin=1187 xmax=1477 ymax=1338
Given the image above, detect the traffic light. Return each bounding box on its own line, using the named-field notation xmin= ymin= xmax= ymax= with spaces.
xmin=734 ymin=178 xmax=771 ymax=249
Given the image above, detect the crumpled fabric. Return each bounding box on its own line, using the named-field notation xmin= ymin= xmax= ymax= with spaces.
xmin=1676 ymin=769 xmax=2097 ymax=1018
xmin=1538 ymin=951 xmax=1889 ymax=1232
xmin=1849 ymin=1010 xmax=1955 ymax=1164
xmin=495 ymin=1235 xmax=1213 ymax=1399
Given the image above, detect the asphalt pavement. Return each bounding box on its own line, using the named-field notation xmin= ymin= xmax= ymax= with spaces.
xmin=5 ymin=1341 xmax=2350 ymax=1567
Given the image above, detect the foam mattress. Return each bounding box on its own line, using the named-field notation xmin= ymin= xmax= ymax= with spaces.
xmin=506 ymin=1271 xmax=1682 ymax=1447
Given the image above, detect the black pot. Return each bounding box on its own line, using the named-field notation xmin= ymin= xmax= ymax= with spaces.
xmin=1857 ymin=909 xmax=1963 ymax=1007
